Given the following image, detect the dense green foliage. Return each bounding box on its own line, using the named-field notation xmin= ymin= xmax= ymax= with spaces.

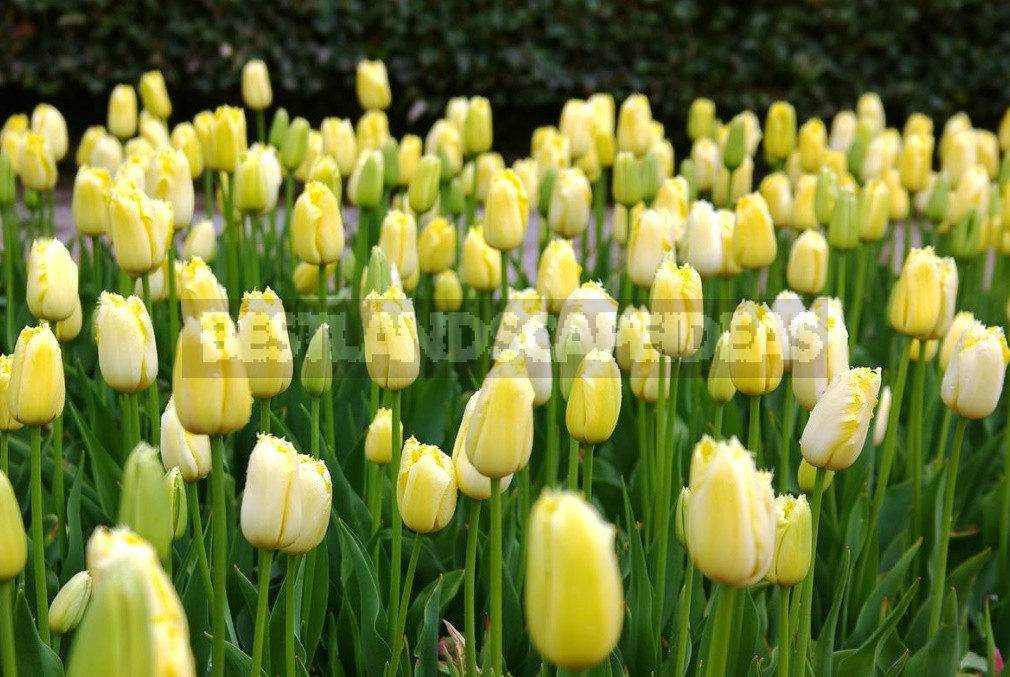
xmin=4 ymin=0 xmax=1010 ymax=147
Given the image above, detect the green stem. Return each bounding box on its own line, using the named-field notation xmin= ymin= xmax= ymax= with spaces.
xmin=0 ymin=580 xmax=16 ymax=677
xmin=665 ymin=358 xmax=681 ymax=489
xmin=653 ymin=345 xmax=668 ymax=540
xmin=285 ymin=554 xmax=297 ymax=677
xmin=389 ymin=535 xmax=422 ymax=677
xmin=750 ymin=394 xmax=762 ymax=466
xmin=489 ymin=477 xmax=503 ymax=676
xmin=256 ymin=110 xmax=266 ymax=145
xmin=187 ymin=482 xmax=213 ymax=600
xmin=583 ymin=444 xmax=596 ymax=501
xmin=388 ymin=390 xmax=403 ymax=644
xmin=29 ymin=426 xmax=49 ymax=645
xmin=909 ymin=356 xmax=927 ymax=545
xmin=704 ymin=585 xmax=738 ymax=677
xmin=835 ymin=250 xmax=847 ymax=307
xmin=780 ymin=384 xmax=796 ymax=493
xmin=250 ymin=548 xmax=274 ymax=677
xmin=543 ymin=362 xmax=559 ymax=487
xmin=318 ymin=263 xmax=327 ymax=317
xmin=567 ymin=436 xmax=580 ymax=491
xmin=367 ymin=463 xmax=382 ymax=539
xmin=713 ymin=403 xmax=724 ymax=439
xmin=168 ymin=240 xmax=179 ymax=363
xmin=867 ymin=337 xmax=912 ymax=532
xmin=204 ymin=171 xmax=215 ymax=221
xmin=211 ymin=436 xmax=228 ymax=677
xmin=464 ymin=500 xmax=483 ymax=677
xmin=224 ymin=174 xmax=239 ymax=315
xmin=777 ymin=587 xmax=791 ymax=677
xmin=260 ymin=398 xmax=271 ymax=434
xmin=249 ymin=215 xmax=261 ymax=286
xmin=0 ymin=432 xmax=7 ymax=475
xmin=935 ymin=408 xmax=952 ymax=464
xmin=3 ymin=206 xmax=15 ymax=352
xmin=1001 ymin=393 xmax=1010 ymax=597
xmin=654 ymin=357 xmax=680 ymax=636
xmin=310 ymin=398 xmax=320 ymax=460
xmin=147 ymin=382 xmax=160 ymax=445
xmin=52 ymin=415 xmax=65 ymax=557
xmin=794 ymin=467 xmax=826 ymax=677
xmin=500 ymin=251 xmax=509 ymax=314
xmin=848 ymin=246 xmax=869 ymax=351
xmin=673 ymin=559 xmax=694 ymax=677
xmin=593 ymin=173 xmax=607 ymax=280
xmin=928 ymin=416 xmax=968 ymax=635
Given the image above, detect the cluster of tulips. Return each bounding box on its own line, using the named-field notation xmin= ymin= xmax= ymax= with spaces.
xmin=1 ymin=54 xmax=1010 ymax=677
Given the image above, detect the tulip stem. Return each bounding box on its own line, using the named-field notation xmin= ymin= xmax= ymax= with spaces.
xmin=464 ymin=499 xmax=483 ymax=677
xmin=205 ymin=172 xmax=215 ymax=221
xmin=780 ymin=384 xmax=796 ymax=493
xmin=0 ymin=580 xmax=16 ymax=677
xmin=29 ymin=426 xmax=49 ymax=645
xmin=224 ymin=174 xmax=240 ymax=315
xmin=749 ymin=395 xmax=762 ymax=466
xmin=168 ymin=241 xmax=179 ymax=361
xmin=52 ymin=414 xmax=65 ymax=558
xmin=310 ymin=398 xmax=320 ymax=460
xmin=866 ymin=337 xmax=912 ymax=537
xmin=147 ymin=385 xmax=160 ymax=445
xmin=834 ymin=250 xmax=847 ymax=306
xmin=318 ymin=263 xmax=327 ymax=317
xmin=713 ymin=403 xmax=724 ymax=439
xmin=250 ymin=548 xmax=273 ymax=677
xmin=500 ymin=253 xmax=509 ymax=314
xmin=654 ymin=356 xmax=680 ymax=637
xmin=908 ymin=356 xmax=927 ymax=547
xmin=935 ymin=407 xmax=952 ymax=464
xmin=794 ymin=466 xmax=826 ymax=677
xmin=583 ymin=444 xmax=596 ymax=501
xmin=777 ymin=586 xmax=791 ymax=677
xmin=389 ymin=535 xmax=422 ymax=677
xmin=260 ymin=398 xmax=271 ymax=434
xmin=489 ymin=477 xmax=503 ymax=676
xmin=186 ymin=482 xmax=214 ymax=601
xmin=567 ymin=436 xmax=580 ymax=491
xmin=593 ymin=173 xmax=607 ymax=281
xmin=703 ymin=584 xmax=738 ymax=677
xmin=848 ymin=246 xmax=869 ymax=351
xmin=2 ymin=205 xmax=15 ymax=351
xmin=543 ymin=362 xmax=559 ymax=487
xmin=211 ymin=435 xmax=228 ymax=677
xmin=0 ymin=432 xmax=7 ymax=475
xmin=673 ymin=559 xmax=695 ymax=677
xmin=1001 ymin=393 xmax=1010 ymax=599
xmin=256 ymin=110 xmax=266 ymax=145
xmin=285 ymin=554 xmax=297 ymax=677
xmin=653 ymin=344 xmax=668 ymax=541
xmin=928 ymin=416 xmax=968 ymax=635
xmin=388 ymin=390 xmax=403 ymax=647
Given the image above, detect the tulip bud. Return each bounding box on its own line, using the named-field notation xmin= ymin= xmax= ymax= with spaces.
xmin=347 ymin=150 xmax=384 ymax=208
xmin=179 ymin=256 xmax=227 ymax=320
xmin=925 ymin=172 xmax=952 ymax=224
xmin=889 ymin=247 xmax=958 ymax=340
xmin=565 ymin=349 xmax=621 ymax=444
xmin=205 ymin=105 xmax=247 ymax=173
xmin=727 ymin=300 xmax=784 ymax=396
xmin=70 ymin=165 xmax=111 ymax=236
xmin=628 ymin=208 xmax=673 ymax=288
xmin=94 ymin=292 xmax=158 ymax=393
xmin=460 ymin=226 xmax=502 ymax=292
xmin=136 ymin=71 xmax=171 ymax=121
xmin=765 ymin=495 xmax=812 ymax=587
xmin=678 ymin=200 xmax=721 ymax=278
xmin=0 ymin=355 xmax=22 ymax=433
xmin=707 ymin=330 xmax=737 ymax=404
xmin=813 ymin=167 xmax=838 ymax=227
xmin=282 ymin=454 xmax=332 ymax=555
xmin=405 ymin=154 xmax=440 ymax=215
xmin=146 ymin=147 xmax=194 ymax=228
xmin=828 ymin=110 xmax=856 ymax=152
xmin=393 ymin=437 xmax=457 ymax=534
xmin=158 ymin=397 xmax=212 ymax=483
xmin=233 ymin=144 xmax=282 ymax=215
xmin=180 ymin=218 xmax=216 ymax=262
xmin=639 ymin=144 xmax=664 ymax=202
xmin=856 ymin=92 xmax=886 ymax=135
xmin=616 ymin=94 xmax=653 ymax=157
xmin=241 ymin=434 xmax=302 ymax=551
xmin=451 ymin=392 xmax=513 ymax=500
xmin=686 ymin=436 xmax=775 ymax=586
xmin=18 ymin=131 xmax=57 ymax=192
xmin=555 ymin=282 xmax=618 ymax=356
xmin=482 ymin=169 xmax=527 ymax=252
xmin=363 ymin=287 xmax=420 ymax=391
xmin=799 ymin=366 xmax=880 ymax=470
xmin=172 ymin=313 xmax=252 ymax=435
xmin=691 ymin=138 xmax=720 ymax=193
xmin=899 ymin=133 xmax=933 ymax=193
xmin=764 ymin=101 xmax=797 ymax=161
xmin=359 ymin=407 xmax=399 ymax=465
xmin=72 ymin=125 xmax=105 ymax=170
xmin=525 ymin=490 xmax=624 ymax=669
xmin=857 ymin=178 xmax=890 ymax=242
xmin=49 ymin=570 xmax=92 ymax=635
xmin=798 ymin=119 xmax=827 ymax=173
xmin=827 ymin=188 xmax=859 ymax=251
xmin=546 ymin=168 xmax=591 ymax=238
xmin=107 ymin=84 xmax=138 ymax=139
xmin=940 ymin=311 xmax=976 ymax=372
xmin=463 ymin=96 xmax=493 ymax=155
xmin=941 ymin=321 xmax=1010 ymax=419
xmin=796 ymin=458 xmax=833 ymax=494
xmin=119 ymin=443 xmax=174 ymax=563
xmin=790 ymin=310 xmax=849 ymax=411
xmin=8 ymin=323 xmax=64 ymax=426
xmin=649 ymin=259 xmax=704 ymax=358
xmin=721 ymin=116 xmax=748 ymax=171
xmin=378 ymin=210 xmax=418 ymax=279
xmin=28 ymin=104 xmax=67 ymax=166
xmin=238 ymin=288 xmax=293 ymax=400
xmin=688 ymin=98 xmax=716 ymax=141
xmin=414 ymin=218 xmax=454 ymax=275
xmin=0 ymin=470 xmax=27 ymax=581
xmin=786 ymin=230 xmax=828 ymax=295
xmin=732 ymin=193 xmax=776 ymax=269
xmin=466 ymin=356 xmax=535 ymax=478
xmin=628 ymin=343 xmax=668 ymax=404
xmin=291 ymin=181 xmax=344 ymax=265
xmin=425 ymin=272 xmax=461 ymax=314
xmin=759 ymin=172 xmax=792 ymax=228
xmin=790 ymin=174 xmax=818 ymax=230
xmin=241 ymin=58 xmax=273 ymax=111
xmin=26 ymin=238 xmax=78 ymax=323
xmin=612 ymin=151 xmax=643 ymax=207
xmin=355 ymin=58 xmax=392 ymax=110
xmin=534 ymin=239 xmax=578 ymax=314
xmin=108 ymin=179 xmax=172 ymax=275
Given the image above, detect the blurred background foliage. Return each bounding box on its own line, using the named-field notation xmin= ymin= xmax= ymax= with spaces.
xmin=3 ymin=0 xmax=1010 ymax=153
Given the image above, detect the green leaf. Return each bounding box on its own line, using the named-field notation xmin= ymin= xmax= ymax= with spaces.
xmin=413 ymin=574 xmax=445 ymax=677
xmin=336 ymin=518 xmax=390 ymax=675
xmin=904 ymin=588 xmax=960 ymax=676
xmin=846 ymin=538 xmax=921 ymax=647
xmin=618 ymin=481 xmax=657 ymax=677
xmin=835 ymin=579 xmax=919 ymax=677
xmin=65 ymin=399 xmax=120 ymax=516
xmin=11 ymin=586 xmax=64 ymax=677
xmin=302 ymin=544 xmax=331 ymax=663
xmin=813 ymin=547 xmax=852 ymax=676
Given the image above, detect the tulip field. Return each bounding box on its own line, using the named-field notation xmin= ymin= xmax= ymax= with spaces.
xmin=3 ymin=58 xmax=1010 ymax=677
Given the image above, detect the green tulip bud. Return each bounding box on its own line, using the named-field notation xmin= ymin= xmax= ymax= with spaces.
xmin=722 ymin=116 xmax=748 ymax=171
xmin=950 ymin=209 xmax=984 ymax=260
xmin=999 ymin=153 xmax=1010 ymax=191
xmin=925 ymin=172 xmax=951 ymax=224
xmin=409 ymin=154 xmax=441 ymax=214
xmin=301 ymin=323 xmax=333 ymax=398
xmin=0 ymin=152 xmax=15 ymax=207
xmin=557 ymin=326 xmax=587 ymax=401
xmin=23 ymin=188 xmax=41 ymax=210
xmin=814 ymin=167 xmax=838 ymax=227
xmin=382 ymin=137 xmax=400 ymax=187
xmin=118 ymin=443 xmax=173 ymax=565
xmin=363 ymin=246 xmax=393 ymax=298
xmin=166 ymin=468 xmax=188 ymax=541
xmin=349 ymin=150 xmax=384 ymax=208
xmin=49 ymin=571 xmax=92 ymax=636
xmin=268 ymin=108 xmax=290 ymax=149
xmin=846 ymin=120 xmax=874 ymax=178
xmin=679 ymin=159 xmax=699 ymax=201
xmin=828 ymin=189 xmax=859 ymax=251
xmin=538 ymin=167 xmax=559 ymax=219
xmin=612 ymin=151 xmax=643 ymax=207
xmin=640 ymin=149 xmax=661 ymax=204
xmin=280 ymin=117 xmax=311 ymax=171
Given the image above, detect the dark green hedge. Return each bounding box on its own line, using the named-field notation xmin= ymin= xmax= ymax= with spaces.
xmin=4 ymin=0 xmax=1010 ymax=149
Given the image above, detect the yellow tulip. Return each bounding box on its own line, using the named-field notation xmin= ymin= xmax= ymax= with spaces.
xmin=179 ymin=256 xmax=227 ymax=320
xmin=798 ymin=118 xmax=827 ymax=173
xmin=465 ymin=356 xmax=535 ymax=478
xmin=88 ymin=133 xmax=123 ymax=174
xmin=238 ymin=288 xmax=293 ymax=400
xmin=146 ymin=147 xmax=194 ymax=228
xmin=291 ymin=181 xmax=344 ymax=265
xmin=728 ymin=300 xmax=784 ymax=396
xmin=76 ymin=125 xmax=105 ymax=167
xmin=452 ymin=392 xmax=513 ymax=500
xmin=433 ymin=270 xmax=463 ymax=312
xmin=688 ymin=97 xmax=716 ymax=141
xmin=899 ymin=132 xmax=933 ymax=193
xmin=942 ymin=129 xmax=977 ymax=187
xmin=322 ymin=118 xmax=357 ymax=176
xmin=160 ymin=397 xmax=211 ymax=482
xmin=71 ymin=165 xmax=111 ymax=236
xmin=26 ymin=238 xmax=79 ymax=322
xmin=786 ymin=230 xmax=828 ymax=294
xmin=241 ymin=59 xmax=273 ymax=111
xmin=790 ymin=310 xmax=849 ymax=411
xmin=425 ymin=119 xmax=463 ymax=177
xmin=408 ymin=154 xmax=441 ymax=214
xmin=559 ymin=98 xmax=594 ymax=158
xmin=461 ymin=226 xmax=502 ymax=292
xmin=525 ymin=490 xmax=624 ymax=669
xmin=707 ymin=331 xmax=737 ymax=404
xmin=107 ymin=84 xmax=138 ymax=139
xmin=940 ymin=321 xmax=1010 ymax=419
xmin=733 ymin=193 xmax=777 ymax=269
xmin=206 ymin=105 xmax=247 ymax=173
xmin=800 ymin=367 xmax=881 ymax=470
xmin=233 ymin=143 xmax=282 ymax=215
xmin=356 ymin=59 xmax=392 ymax=110
xmin=49 ymin=570 xmax=92 ymax=635
xmin=556 ymin=282 xmax=618 ymax=356
xmin=627 ymin=208 xmax=672 ymax=288
xmin=19 ymin=131 xmax=57 ymax=191
xmin=680 ymin=200 xmax=722 ymax=278
xmin=495 ymin=287 xmax=546 ymax=355
xmin=548 ymin=168 xmax=592 ymax=238
xmin=940 ymin=311 xmax=976 ymax=372
xmin=859 ymin=178 xmax=891 ymax=242
xmin=829 ymin=110 xmax=857 ymax=152
xmin=629 ymin=344 xmax=670 ymax=404
xmin=889 ymin=246 xmax=958 ymax=340
xmin=397 ymin=437 xmax=457 ymax=533
xmin=765 ymin=495 xmax=812 ymax=587
xmin=30 ymin=103 xmax=68 ymax=161
xmin=172 ymin=312 xmax=252 ymax=435
xmin=764 ymin=101 xmax=797 ymax=161
xmin=378 ymin=210 xmax=418 ymax=279
xmin=182 ymin=218 xmax=217 ymax=262
xmin=535 ymin=239 xmax=580 ymax=313
xmin=566 ymin=349 xmax=621 ymax=444
xmin=0 ymin=355 xmax=22 ymax=432
xmin=282 ymin=454 xmax=332 ymax=555
xmin=649 ymin=259 xmax=704 ymax=358
xmin=464 ymin=96 xmax=493 ymax=155
xmin=977 ymin=130 xmax=1000 ymax=179
xmin=446 ymin=97 xmax=469 ymax=136
xmin=686 ymin=435 xmax=776 ymax=586
xmin=240 ymin=434 xmax=303 ymax=550
xmin=904 ymin=112 xmax=934 ymax=139
xmin=797 ymin=458 xmax=834 ymax=493
xmin=760 ymin=172 xmax=793 ymax=228
xmin=691 ymin=137 xmax=720 ymax=193
xmin=616 ymin=93 xmax=653 ymax=157
xmin=94 ymin=292 xmax=158 ymax=393
xmin=363 ymin=287 xmax=420 ymax=391
xmin=108 ymin=179 xmax=172 ymax=275
xmin=8 ymin=323 xmax=65 ymax=426
xmin=0 ymin=469 xmax=27 ymax=580
xmin=884 ymin=168 xmax=910 ymax=221
xmin=856 ymin=92 xmax=886 ymax=135
xmin=417 ymin=217 xmax=457 ymax=274
xmin=485 ymin=168 xmax=529 ymax=251
xmin=365 ymin=407 xmax=402 ymax=465
xmin=138 ymin=70 xmax=171 ymax=119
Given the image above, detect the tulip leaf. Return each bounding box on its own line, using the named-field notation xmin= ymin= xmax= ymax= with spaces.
xmin=336 ymin=518 xmax=390 ymax=675
xmin=834 ymin=579 xmax=919 ymax=677
xmin=65 ymin=398 xmax=120 ymax=516
xmin=223 ymin=640 xmax=254 ymax=677
xmin=905 ymin=546 xmax=989 ymax=650
xmin=619 ymin=481 xmax=656 ymax=677
xmin=846 ymin=538 xmax=921 ymax=647
xmin=12 ymin=586 xmax=64 ymax=677
xmin=414 ymin=574 xmax=445 ymax=677
xmin=63 ymin=447 xmax=88 ymax=583
xmin=904 ymin=588 xmax=960 ymax=677
xmin=813 ymin=547 xmax=852 ymax=676
xmin=181 ymin=549 xmax=212 ymax=670
xmin=302 ymin=544 xmax=331 ymax=663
